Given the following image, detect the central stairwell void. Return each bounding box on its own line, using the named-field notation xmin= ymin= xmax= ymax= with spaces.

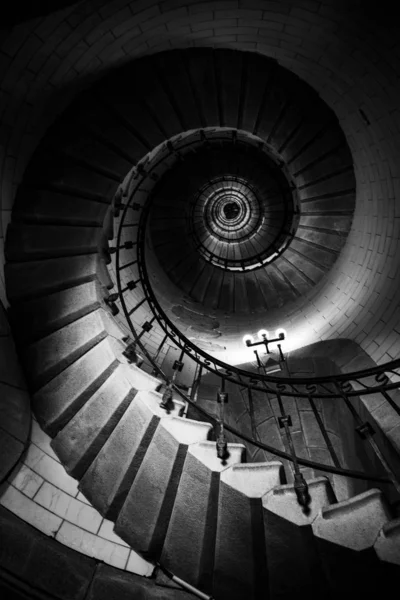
xmin=5 ymin=49 xmax=400 ymax=599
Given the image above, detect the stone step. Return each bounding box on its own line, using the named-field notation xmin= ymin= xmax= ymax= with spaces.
xmin=69 ymin=93 xmax=149 ymax=164
xmin=79 ymin=390 xmax=187 ymax=520
xmin=263 ymin=476 xmax=337 ymax=526
xmin=213 ymin=462 xmax=284 ymax=600
xmin=6 ymin=223 xmax=101 ymax=262
xmin=263 ymin=498 xmax=330 ymax=599
xmin=120 ymin=364 xmax=162 ymax=393
xmin=13 ymin=188 xmax=110 ymax=227
xmin=42 ymin=122 xmax=132 ymax=180
xmin=23 ymin=309 xmax=111 ymax=390
xmin=51 ymin=366 xmax=136 ymax=479
xmin=374 ymin=517 xmax=400 ymax=565
xmin=312 ymin=488 xmax=392 ymax=551
xmin=161 ymin=441 xmax=245 ymax=592
xmin=153 ymin=51 xmax=202 ymax=131
xmin=23 ymin=150 xmax=119 ymax=201
xmin=115 ymin=417 xmax=212 ymax=558
xmin=11 ymin=281 xmax=103 ymax=343
xmin=5 ymin=254 xmax=102 ymax=302
xmin=33 ymin=337 xmax=119 ymax=436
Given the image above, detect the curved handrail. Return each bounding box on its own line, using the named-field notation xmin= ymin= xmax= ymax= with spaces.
xmin=113 ymin=129 xmax=400 ymax=491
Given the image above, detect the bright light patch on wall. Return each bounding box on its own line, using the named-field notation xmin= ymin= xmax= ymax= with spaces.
xmin=208 ymin=323 xmax=321 ymax=366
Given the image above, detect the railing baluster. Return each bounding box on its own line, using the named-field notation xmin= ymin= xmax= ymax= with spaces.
xmin=111 ymin=129 xmax=400 ymax=498
xmin=160 ymin=348 xmax=185 ymax=410
xmin=216 ymin=378 xmax=228 ymax=462
xmin=276 ymin=389 xmax=310 ymax=510
xmin=190 ymin=363 xmax=203 ymax=403
xmin=247 ymin=386 xmax=258 ymax=440
xmin=151 ymin=333 xmax=168 ymax=376
xmin=122 ymin=317 xmax=155 ymax=365
xmin=307 ymin=393 xmax=342 ymax=469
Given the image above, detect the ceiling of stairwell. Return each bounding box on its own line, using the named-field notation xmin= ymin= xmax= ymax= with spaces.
xmin=1 ymin=0 xmax=400 ymax=366
xmin=136 ymin=49 xmax=356 ymax=355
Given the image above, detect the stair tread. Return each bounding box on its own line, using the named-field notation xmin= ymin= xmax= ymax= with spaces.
xmin=13 ymin=281 xmax=102 ymax=342
xmin=221 ymin=462 xmax=284 ymax=498
xmin=263 ymin=476 xmax=336 ymax=525
xmin=374 ymin=517 xmax=400 ymax=565
xmin=33 ymin=337 xmax=118 ymax=435
xmin=24 ymin=309 xmax=109 ymax=387
xmin=160 ymin=417 xmax=212 ymax=445
xmin=51 ymin=365 xmax=135 ymax=477
xmin=312 ymin=488 xmax=392 ymax=550
xmin=188 ymin=441 xmax=244 ymax=472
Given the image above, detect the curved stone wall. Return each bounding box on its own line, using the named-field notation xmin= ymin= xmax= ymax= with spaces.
xmin=1 ymin=1 xmax=400 ymax=364
xmin=0 ymin=300 xmax=30 ymax=483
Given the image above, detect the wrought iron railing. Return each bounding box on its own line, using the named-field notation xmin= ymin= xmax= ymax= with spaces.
xmin=108 ymin=129 xmax=400 ymax=507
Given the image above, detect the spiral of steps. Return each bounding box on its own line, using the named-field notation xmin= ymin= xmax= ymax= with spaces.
xmin=4 ymin=48 xmax=400 ymax=599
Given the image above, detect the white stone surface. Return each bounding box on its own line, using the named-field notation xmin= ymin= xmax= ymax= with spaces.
xmin=76 ymin=491 xmax=91 ymax=505
xmin=263 ymin=477 xmax=336 ymax=525
xmin=312 ymin=489 xmax=391 ymax=550
xmin=221 ymin=462 xmax=284 ymax=497
xmin=98 ymin=518 xmax=130 ymax=546
xmin=189 ymin=441 xmax=245 ymax=472
xmin=161 ymin=416 xmax=212 ymax=444
xmin=56 ymin=521 xmax=130 ymax=569
xmin=0 ymin=484 xmax=62 ymax=536
xmin=8 ymin=463 xmax=44 ymax=498
xmin=374 ymin=518 xmax=400 ymax=565
xmin=24 ymin=443 xmax=79 ymax=496
xmin=30 ymin=419 xmax=60 ymax=462
xmin=138 ymin=389 xmax=184 ymax=418
xmin=34 ymin=482 xmax=103 ymax=533
xmin=126 ymin=550 xmax=154 ymax=577
xmin=121 ymin=363 xmax=161 ymax=391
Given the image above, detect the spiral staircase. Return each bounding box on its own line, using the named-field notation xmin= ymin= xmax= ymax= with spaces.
xmin=3 ymin=48 xmax=400 ymax=599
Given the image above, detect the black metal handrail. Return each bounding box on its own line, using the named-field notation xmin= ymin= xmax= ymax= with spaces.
xmin=138 ymin=192 xmax=400 ymax=398
xmin=112 ymin=128 xmax=400 ymax=498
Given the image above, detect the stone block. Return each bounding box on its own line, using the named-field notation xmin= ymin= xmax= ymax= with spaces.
xmin=0 ymin=484 xmax=62 ymax=537
xmin=56 ymin=521 xmax=129 ymax=570
xmin=300 ymin=410 xmax=328 ymax=448
xmin=256 ymin=416 xmax=285 ymax=451
xmin=24 ymin=443 xmax=79 ymax=496
xmin=35 ymin=482 xmax=102 ymax=533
